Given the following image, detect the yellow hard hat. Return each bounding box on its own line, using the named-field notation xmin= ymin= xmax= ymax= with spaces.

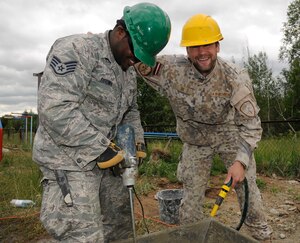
xmin=180 ymin=14 xmax=223 ymax=47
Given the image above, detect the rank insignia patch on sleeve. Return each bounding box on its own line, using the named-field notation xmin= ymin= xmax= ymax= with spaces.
xmin=50 ymin=55 xmax=77 ymax=75
xmin=153 ymin=62 xmax=163 ymax=76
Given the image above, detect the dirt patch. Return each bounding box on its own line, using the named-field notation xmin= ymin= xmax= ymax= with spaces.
xmin=3 ymin=174 xmax=298 ymax=242
xmin=134 ymin=174 xmax=300 ymax=242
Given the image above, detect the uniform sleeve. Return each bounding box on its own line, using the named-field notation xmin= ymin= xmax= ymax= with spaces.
xmin=121 ymin=74 xmax=145 ymax=144
xmin=231 ymin=70 xmax=262 ymax=168
xmin=135 ymin=60 xmax=168 ymax=96
xmin=38 ymin=37 xmax=110 ymax=168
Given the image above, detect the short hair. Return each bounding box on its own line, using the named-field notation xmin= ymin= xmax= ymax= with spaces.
xmin=115 ymin=19 xmax=127 ymax=30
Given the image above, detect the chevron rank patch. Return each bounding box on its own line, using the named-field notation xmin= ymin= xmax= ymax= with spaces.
xmin=50 ymin=55 xmax=77 ymax=76
xmin=153 ymin=62 xmax=164 ymax=76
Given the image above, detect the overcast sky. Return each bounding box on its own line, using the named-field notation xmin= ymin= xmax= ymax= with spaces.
xmin=0 ymin=0 xmax=291 ymax=117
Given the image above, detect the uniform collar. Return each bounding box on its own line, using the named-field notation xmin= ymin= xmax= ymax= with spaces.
xmin=103 ymin=30 xmax=116 ymax=64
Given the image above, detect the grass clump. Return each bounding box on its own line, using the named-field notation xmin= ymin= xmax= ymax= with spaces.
xmin=256 ymin=178 xmax=267 ymax=190
xmin=0 ymin=150 xmax=45 ymax=242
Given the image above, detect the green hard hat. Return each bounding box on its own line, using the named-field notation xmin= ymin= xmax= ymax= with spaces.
xmin=123 ymin=2 xmax=171 ymax=67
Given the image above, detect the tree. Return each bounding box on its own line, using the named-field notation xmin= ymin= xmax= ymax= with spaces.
xmin=279 ymin=0 xmax=300 ymax=120
xmin=279 ymin=0 xmax=300 ymax=63
xmin=281 ymin=59 xmax=300 ymax=118
xmin=137 ymin=77 xmax=176 ymax=130
xmin=244 ymin=51 xmax=278 ymax=131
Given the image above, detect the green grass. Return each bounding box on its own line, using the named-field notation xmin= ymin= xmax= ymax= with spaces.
xmin=135 ymin=175 xmax=157 ymax=196
xmin=256 ymin=178 xmax=267 ymax=190
xmin=294 ymin=194 xmax=300 ymax=202
xmin=139 ymin=140 xmax=182 ymax=182
xmin=0 ymin=150 xmax=45 ymax=242
xmin=140 ymin=140 xmax=234 ymax=182
xmin=255 ymin=136 xmax=300 ymax=177
xmin=0 ymin=151 xmax=42 ymax=214
xmin=139 ymin=137 xmax=300 ymax=182
xmin=1 ymin=135 xmax=299 ymax=241
xmin=270 ymin=186 xmax=280 ymax=194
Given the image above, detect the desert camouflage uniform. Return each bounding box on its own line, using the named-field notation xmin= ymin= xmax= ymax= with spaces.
xmin=137 ymin=55 xmax=272 ymax=240
xmin=33 ymin=31 xmax=144 ymax=243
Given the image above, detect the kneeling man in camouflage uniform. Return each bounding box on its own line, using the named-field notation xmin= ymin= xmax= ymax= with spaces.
xmin=136 ymin=14 xmax=272 ymax=241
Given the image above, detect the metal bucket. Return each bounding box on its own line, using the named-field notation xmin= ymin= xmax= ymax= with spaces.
xmin=156 ymin=189 xmax=183 ymax=225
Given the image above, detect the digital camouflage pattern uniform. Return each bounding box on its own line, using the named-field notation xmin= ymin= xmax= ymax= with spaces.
xmin=137 ymin=54 xmax=272 ymax=240
xmin=33 ymin=31 xmax=144 ymax=243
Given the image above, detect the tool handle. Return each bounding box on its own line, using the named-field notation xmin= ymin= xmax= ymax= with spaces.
xmin=210 ymin=177 xmax=232 ymax=217
xmin=225 ymin=177 xmax=233 ymax=187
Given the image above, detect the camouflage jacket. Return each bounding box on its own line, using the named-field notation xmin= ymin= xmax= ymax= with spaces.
xmin=137 ymin=55 xmax=262 ymax=168
xmin=33 ymin=31 xmax=144 ymax=171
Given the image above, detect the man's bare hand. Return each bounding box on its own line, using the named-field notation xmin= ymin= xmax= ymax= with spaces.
xmin=224 ymin=161 xmax=245 ymax=188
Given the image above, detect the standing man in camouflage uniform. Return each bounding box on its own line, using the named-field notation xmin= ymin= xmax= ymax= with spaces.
xmin=32 ymin=3 xmax=171 ymax=242
xmin=136 ymin=14 xmax=272 ymax=241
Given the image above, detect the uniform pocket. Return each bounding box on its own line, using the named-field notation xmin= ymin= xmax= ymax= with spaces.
xmin=40 ymin=180 xmax=72 ymax=239
xmin=86 ymin=77 xmax=117 ymax=107
xmin=194 ymin=95 xmax=230 ymax=124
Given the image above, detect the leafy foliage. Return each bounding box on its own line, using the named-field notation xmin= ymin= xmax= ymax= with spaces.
xmin=137 ymin=77 xmax=176 ymax=127
xmin=279 ymin=0 xmax=300 ymax=63
xmin=244 ymin=51 xmax=276 ymax=122
xmin=277 ymin=0 xmax=300 ymax=121
xmin=281 ymin=59 xmax=300 ymax=119
xmin=242 ymin=51 xmax=295 ymax=136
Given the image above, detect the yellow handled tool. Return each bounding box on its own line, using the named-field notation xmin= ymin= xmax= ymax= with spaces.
xmin=210 ymin=177 xmax=233 ymax=217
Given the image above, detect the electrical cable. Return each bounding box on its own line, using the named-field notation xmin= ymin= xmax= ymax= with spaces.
xmin=133 ymin=186 xmax=150 ymax=234
xmin=210 ymin=177 xmax=249 ymax=231
xmin=235 ymin=177 xmax=249 ymax=231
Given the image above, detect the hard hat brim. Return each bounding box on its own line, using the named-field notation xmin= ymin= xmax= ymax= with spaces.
xmin=132 ymin=41 xmax=156 ymax=67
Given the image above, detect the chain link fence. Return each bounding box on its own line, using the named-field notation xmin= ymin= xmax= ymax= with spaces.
xmin=144 ymin=120 xmax=300 ymax=178
xmin=2 ymin=120 xmax=299 ymax=177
